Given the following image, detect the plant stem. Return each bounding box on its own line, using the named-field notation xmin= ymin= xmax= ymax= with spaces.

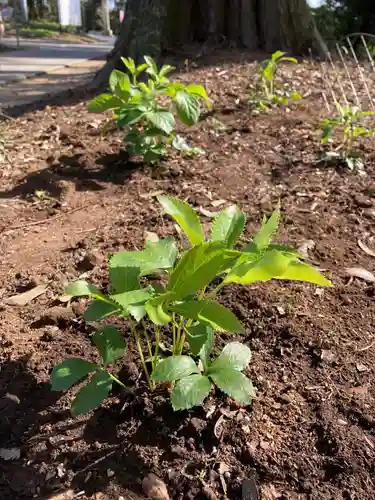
xmin=130 ymin=319 xmax=153 ymax=390
xmin=108 ymin=372 xmax=132 ymax=392
xmin=154 ymin=325 xmax=160 ymax=365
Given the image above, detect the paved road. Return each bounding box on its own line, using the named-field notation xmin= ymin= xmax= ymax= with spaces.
xmin=0 ymin=37 xmax=115 ymax=85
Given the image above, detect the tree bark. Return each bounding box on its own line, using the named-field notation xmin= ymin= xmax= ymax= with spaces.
xmin=92 ymin=0 xmax=325 ymax=87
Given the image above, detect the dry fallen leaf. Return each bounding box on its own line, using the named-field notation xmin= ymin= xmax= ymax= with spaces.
xmin=346 ymin=385 xmax=369 ymax=395
xmin=44 ymin=490 xmax=75 ymax=500
xmin=142 ymin=473 xmax=170 ymax=500
xmin=5 ymin=284 xmax=48 ymax=306
xmin=145 ymin=231 xmax=159 ymax=243
xmin=344 ymin=267 xmax=375 ymax=283
xmin=358 ymin=240 xmax=375 ymax=258
xmin=199 ymin=207 xmax=219 ymax=218
xmin=298 ymin=239 xmax=315 ymax=258
xmin=0 ymin=448 xmax=21 ymax=460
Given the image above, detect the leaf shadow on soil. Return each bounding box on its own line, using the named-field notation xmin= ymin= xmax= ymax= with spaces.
xmin=24 ymin=389 xmax=218 ymax=499
xmin=0 ymin=150 xmax=144 ymax=200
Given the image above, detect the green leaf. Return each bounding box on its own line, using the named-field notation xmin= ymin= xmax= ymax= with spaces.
xmin=109 ymin=238 xmax=178 ymax=277
xmin=271 ymin=50 xmax=285 ymax=62
xmin=64 ymin=280 xmax=102 ymax=298
xmin=175 ymin=91 xmax=200 ymax=126
xmin=171 ymin=300 xmax=244 ymax=333
xmin=224 ymin=250 xmax=293 ymax=285
xmin=128 ymin=304 xmax=147 ymax=322
xmin=210 ymin=369 xmax=256 ymax=405
xmin=159 ymin=64 xmax=175 ymax=78
xmin=72 ymin=371 xmax=112 ymax=417
xmin=243 ymin=203 xmax=281 ymax=254
xmin=145 ymin=302 xmax=171 ymax=325
xmin=121 ymin=56 xmax=136 ymax=75
xmin=157 ymin=195 xmax=205 ymax=246
xmin=277 ymin=260 xmax=332 ymax=286
xmin=88 ymin=94 xmax=123 ymax=113
xmin=92 ymin=326 xmax=126 ymax=365
xmin=109 ymin=266 xmax=140 ymax=294
xmin=208 ymin=342 xmax=251 ymax=373
xmin=211 ymin=205 xmax=245 ymax=248
xmin=168 ymin=243 xmax=238 ymax=300
xmin=171 ymin=374 xmax=211 ymax=410
xmin=151 ymin=356 xmax=199 ymax=382
xmin=185 ymin=323 xmax=213 ymax=356
xmin=199 ymin=327 xmax=213 ymax=368
xmin=185 ymin=84 xmax=210 ymax=105
xmin=50 ymin=358 xmax=98 ymax=391
xmin=111 ymin=288 xmax=154 ymax=309
xmin=109 ymin=69 xmax=131 ymax=94
xmin=118 ymin=107 xmax=147 ymax=127
xmin=146 ymin=110 xmax=175 ymax=135
xmin=84 ymin=299 xmax=121 ymax=321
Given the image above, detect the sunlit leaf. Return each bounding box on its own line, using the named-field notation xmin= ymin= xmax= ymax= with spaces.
xmin=171 ymin=374 xmax=211 ymax=410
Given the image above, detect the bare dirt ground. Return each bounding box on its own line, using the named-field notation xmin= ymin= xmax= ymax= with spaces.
xmin=0 ymin=50 xmax=374 ymax=500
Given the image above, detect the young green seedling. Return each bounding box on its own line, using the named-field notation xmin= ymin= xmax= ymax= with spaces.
xmin=321 ymin=103 xmax=375 ymax=171
xmin=88 ymin=55 xmax=209 ymax=162
xmin=50 ymin=197 xmax=331 ymax=416
xmin=251 ymin=50 xmax=302 ymax=111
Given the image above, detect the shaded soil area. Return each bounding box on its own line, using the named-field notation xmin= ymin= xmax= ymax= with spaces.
xmin=0 ymin=50 xmax=375 ymax=500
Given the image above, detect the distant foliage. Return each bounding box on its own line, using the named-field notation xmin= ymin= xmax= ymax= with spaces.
xmin=88 ymin=56 xmax=209 ymax=162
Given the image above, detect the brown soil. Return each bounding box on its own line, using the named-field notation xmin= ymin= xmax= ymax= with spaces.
xmin=0 ymin=50 xmax=375 ymax=500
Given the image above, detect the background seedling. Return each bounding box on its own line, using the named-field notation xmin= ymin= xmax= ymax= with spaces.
xmin=251 ymin=50 xmax=302 ymax=111
xmin=320 ymin=103 xmax=375 ymax=170
xmin=88 ymin=56 xmax=209 ymax=163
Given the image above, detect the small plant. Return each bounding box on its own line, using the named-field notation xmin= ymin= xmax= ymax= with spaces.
xmin=320 ymin=103 xmax=375 ymax=171
xmin=88 ymin=56 xmax=209 ymax=162
xmin=50 ymin=197 xmax=331 ymax=416
xmin=251 ymin=50 xmax=302 ymax=111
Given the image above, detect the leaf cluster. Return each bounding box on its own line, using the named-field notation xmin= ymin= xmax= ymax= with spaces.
xmin=251 ymin=50 xmax=302 ymax=111
xmin=88 ymin=56 xmax=209 ymax=162
xmin=51 ymin=197 xmax=331 ymax=416
xmin=321 ymin=103 xmax=375 ymax=171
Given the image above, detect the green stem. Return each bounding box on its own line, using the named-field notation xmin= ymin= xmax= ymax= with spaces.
xmin=130 ymin=320 xmax=153 ymax=390
xmin=108 ymin=372 xmax=132 ymax=392
xmin=154 ymin=325 xmax=160 ymax=365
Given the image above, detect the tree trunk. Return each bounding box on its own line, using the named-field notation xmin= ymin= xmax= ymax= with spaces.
xmin=92 ymin=0 xmax=325 ymax=87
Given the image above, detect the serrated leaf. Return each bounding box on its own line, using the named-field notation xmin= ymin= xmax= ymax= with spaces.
xmin=211 ymin=205 xmax=245 ymax=248
xmin=224 ymin=249 xmax=292 ymax=285
xmin=109 ymin=69 xmax=131 ymax=94
xmin=277 ymin=261 xmax=332 ymax=286
xmin=245 ymin=203 xmax=281 ymax=253
xmin=118 ymin=107 xmax=146 ymax=127
xmin=168 ymin=243 xmax=238 ymax=300
xmin=109 ymin=238 xmax=178 ymax=277
xmin=157 ymin=195 xmax=205 ymax=246
xmin=50 ymin=358 xmax=98 ymax=391
xmin=185 ymin=84 xmax=210 ymax=105
xmin=71 ymin=371 xmax=112 ymax=417
xmin=210 ymin=369 xmax=256 ymax=405
xmin=146 ymin=110 xmax=175 ymax=135
xmin=64 ymin=280 xmax=103 ymax=298
xmin=175 ymin=91 xmax=200 ymax=126
xmin=84 ymin=299 xmax=121 ymax=321
xmin=92 ymin=326 xmax=126 ymax=365
xmin=185 ymin=323 xmax=213 ymax=356
xmin=111 ymin=288 xmax=154 ymax=309
xmin=145 ymin=302 xmax=171 ymax=325
xmin=171 ymin=374 xmax=211 ymax=410
xmin=171 ymin=300 xmax=244 ymax=333
xmin=209 ymin=342 xmax=251 ymax=373
xmin=151 ymin=356 xmax=199 ymax=382
xmin=88 ymin=94 xmax=122 ymax=113
xmin=128 ymin=304 xmax=147 ymax=321
xmin=109 ymin=266 xmax=140 ymax=294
